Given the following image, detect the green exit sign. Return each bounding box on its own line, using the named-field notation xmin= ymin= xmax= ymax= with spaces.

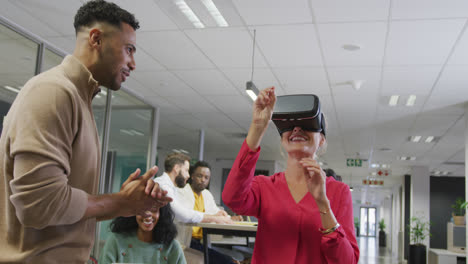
xmin=346 ymin=159 xmax=363 ymax=167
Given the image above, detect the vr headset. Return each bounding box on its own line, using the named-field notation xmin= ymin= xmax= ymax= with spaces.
xmin=271 ymin=94 xmax=326 ymax=137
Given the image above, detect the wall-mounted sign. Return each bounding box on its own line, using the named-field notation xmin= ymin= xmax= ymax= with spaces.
xmin=346 ymin=159 xmax=363 ymax=167
xmin=363 ymin=179 xmax=384 ymax=185
xmin=377 ymin=170 xmax=390 ymax=176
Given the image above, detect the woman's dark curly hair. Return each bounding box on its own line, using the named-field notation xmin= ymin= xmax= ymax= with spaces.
xmin=74 ymin=0 xmax=140 ymax=33
xmin=110 ymin=204 xmax=177 ymax=246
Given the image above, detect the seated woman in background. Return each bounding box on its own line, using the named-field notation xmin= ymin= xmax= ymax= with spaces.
xmin=222 ymin=87 xmax=359 ymax=264
xmin=99 ymin=204 xmax=186 ymax=264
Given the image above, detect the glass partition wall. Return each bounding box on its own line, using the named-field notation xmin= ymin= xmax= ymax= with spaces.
xmin=96 ymin=90 xmax=155 ymax=256
xmin=0 ymin=16 xmax=159 ymax=261
xmin=0 ymin=23 xmax=37 ymax=107
xmin=41 ymin=47 xmax=65 ymax=72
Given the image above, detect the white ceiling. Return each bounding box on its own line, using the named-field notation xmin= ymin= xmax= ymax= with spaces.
xmin=1 ymin=0 xmax=467 ymax=205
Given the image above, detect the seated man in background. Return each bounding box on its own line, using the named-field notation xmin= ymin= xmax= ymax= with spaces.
xmin=154 ymin=156 xmax=231 ymax=223
xmin=178 ymin=161 xmax=243 ymax=264
xmin=154 ymin=154 xmax=233 ymax=263
xmin=154 ymin=153 xmax=232 ymax=225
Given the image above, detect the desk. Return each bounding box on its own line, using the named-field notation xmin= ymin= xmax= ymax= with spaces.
xmin=209 ymin=234 xmax=255 ymax=245
xmin=196 ymin=222 xmax=257 ymax=264
xmin=428 ymin=248 xmax=466 ymax=264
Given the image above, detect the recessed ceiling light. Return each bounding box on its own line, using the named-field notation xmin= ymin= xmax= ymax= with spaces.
xmin=425 ymin=136 xmax=434 ymax=143
xmin=342 ymin=44 xmax=360 ymax=51
xmin=389 ymin=95 xmax=399 ymax=106
xmin=410 ymin=136 xmax=422 ymax=142
xmin=406 ymin=95 xmax=417 ymax=106
xmin=442 ymin=171 xmax=449 ymax=175
xmin=201 ymin=0 xmax=228 ymax=27
xmin=409 ymin=156 xmax=416 ymax=161
xmin=176 ymin=0 xmax=205 ymax=28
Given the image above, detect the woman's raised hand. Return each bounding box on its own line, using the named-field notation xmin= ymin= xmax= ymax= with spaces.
xmin=246 ymin=87 xmax=276 ymax=150
xmin=252 ymin=87 xmax=276 ymax=129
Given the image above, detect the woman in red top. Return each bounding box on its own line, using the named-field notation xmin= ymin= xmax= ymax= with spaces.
xmin=222 ymin=87 xmax=359 ymax=264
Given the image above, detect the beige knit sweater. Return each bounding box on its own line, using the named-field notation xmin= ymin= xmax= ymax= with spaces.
xmin=0 ymin=55 xmax=102 ymax=263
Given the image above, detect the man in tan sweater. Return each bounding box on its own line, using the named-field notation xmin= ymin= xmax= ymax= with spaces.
xmin=0 ymin=1 xmax=171 ymax=263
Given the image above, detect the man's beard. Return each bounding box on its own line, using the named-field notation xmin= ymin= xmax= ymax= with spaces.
xmin=191 ymin=182 xmax=205 ymax=193
xmin=96 ymin=52 xmax=122 ymax=91
xmin=175 ymin=172 xmax=186 ymax=188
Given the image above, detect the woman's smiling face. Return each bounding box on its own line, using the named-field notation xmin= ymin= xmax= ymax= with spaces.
xmin=136 ymin=210 xmax=160 ymax=232
xmin=281 ymin=126 xmax=324 ymax=157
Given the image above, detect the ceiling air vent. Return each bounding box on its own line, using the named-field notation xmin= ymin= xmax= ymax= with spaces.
xmin=378 ymin=147 xmax=392 ymax=152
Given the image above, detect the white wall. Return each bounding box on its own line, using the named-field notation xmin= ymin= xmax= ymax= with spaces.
xmin=410 ymin=166 xmax=430 ymax=246
xmin=390 ymin=179 xmax=403 ymax=260
xmin=274 ymin=159 xmax=286 ymax=173
xmin=464 ymin=105 xmax=468 ymax=256
xmin=353 ymin=201 xmax=360 ymax=225
xmin=155 ymin=148 xmax=170 ymax=176
xmin=380 ymin=195 xmax=392 ymax=248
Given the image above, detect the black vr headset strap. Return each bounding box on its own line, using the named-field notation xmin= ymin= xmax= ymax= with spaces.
xmin=320 ymin=113 xmax=326 ymax=138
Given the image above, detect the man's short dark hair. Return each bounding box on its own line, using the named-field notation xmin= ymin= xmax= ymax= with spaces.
xmin=164 ymin=153 xmax=191 ymax=173
xmin=324 ymin=168 xmax=337 ymax=180
xmin=189 ymin=161 xmax=211 ymax=176
xmin=74 ymin=0 xmax=140 ymax=34
xmin=188 ymin=160 xmax=211 ymax=187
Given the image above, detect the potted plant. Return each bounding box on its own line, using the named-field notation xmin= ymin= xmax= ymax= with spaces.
xmin=451 ymin=197 xmax=466 ymax=225
xmin=354 ymin=217 xmax=360 ymax=237
xmin=379 ymin=219 xmax=386 ymax=247
xmin=408 ymin=216 xmax=431 ymax=264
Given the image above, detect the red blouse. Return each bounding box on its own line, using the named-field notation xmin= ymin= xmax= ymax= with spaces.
xmin=222 ymin=140 xmax=359 ymax=264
